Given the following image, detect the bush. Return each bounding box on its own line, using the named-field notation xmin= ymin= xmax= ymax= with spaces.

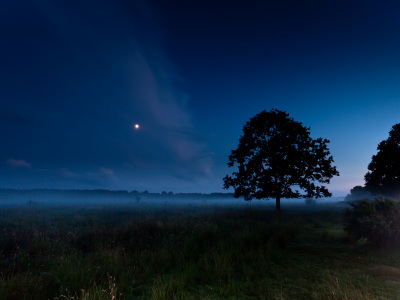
xmin=343 ymin=196 xmax=400 ymax=248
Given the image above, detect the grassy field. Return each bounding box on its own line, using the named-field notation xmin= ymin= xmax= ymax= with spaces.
xmin=0 ymin=200 xmax=399 ymax=300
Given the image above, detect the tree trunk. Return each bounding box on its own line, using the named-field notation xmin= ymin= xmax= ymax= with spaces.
xmin=276 ymin=196 xmax=281 ymax=212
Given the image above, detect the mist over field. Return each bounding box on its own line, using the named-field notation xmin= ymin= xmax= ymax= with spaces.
xmin=0 ymin=188 xmax=346 ymax=210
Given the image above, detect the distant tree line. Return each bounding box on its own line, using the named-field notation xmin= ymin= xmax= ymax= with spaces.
xmin=0 ymin=188 xmax=236 ymax=202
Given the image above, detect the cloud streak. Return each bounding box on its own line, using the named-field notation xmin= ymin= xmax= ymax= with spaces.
xmin=99 ymin=167 xmax=114 ymax=175
xmin=7 ymin=159 xmax=32 ymax=168
xmin=127 ymin=49 xmax=214 ymax=179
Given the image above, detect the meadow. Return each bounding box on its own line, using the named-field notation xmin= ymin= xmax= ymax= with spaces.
xmin=0 ymin=199 xmax=399 ymax=300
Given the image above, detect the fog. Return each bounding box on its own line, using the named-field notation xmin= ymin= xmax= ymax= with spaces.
xmin=0 ymin=189 xmax=350 ymax=213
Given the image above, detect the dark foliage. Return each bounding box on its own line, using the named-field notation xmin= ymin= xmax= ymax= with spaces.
xmin=364 ymin=123 xmax=400 ymax=198
xmin=223 ymin=109 xmax=339 ymax=211
xmin=0 ymin=189 xmax=235 ymax=203
xmin=343 ymin=196 xmax=400 ymax=248
xmin=344 ymin=185 xmax=373 ymax=201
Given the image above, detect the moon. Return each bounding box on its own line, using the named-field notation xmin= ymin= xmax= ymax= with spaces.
xmin=135 ymin=124 xmax=139 ymax=129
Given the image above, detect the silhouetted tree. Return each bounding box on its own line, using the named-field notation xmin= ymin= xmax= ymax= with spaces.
xmin=223 ymin=109 xmax=339 ymax=212
xmin=344 ymin=185 xmax=373 ymax=201
xmin=364 ymin=123 xmax=400 ymax=198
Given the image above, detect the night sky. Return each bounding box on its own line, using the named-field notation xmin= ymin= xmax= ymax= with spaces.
xmin=1 ymin=0 xmax=400 ymax=195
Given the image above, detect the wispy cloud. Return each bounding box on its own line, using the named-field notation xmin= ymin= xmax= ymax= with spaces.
xmin=7 ymin=159 xmax=32 ymax=168
xmin=126 ymin=47 xmax=215 ymax=180
xmin=99 ymin=167 xmax=114 ymax=175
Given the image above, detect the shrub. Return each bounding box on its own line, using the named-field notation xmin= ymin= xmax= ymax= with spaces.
xmin=343 ymin=196 xmax=400 ymax=248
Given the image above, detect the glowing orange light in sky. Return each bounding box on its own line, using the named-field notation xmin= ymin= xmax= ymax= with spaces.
xmin=135 ymin=124 xmax=139 ymax=129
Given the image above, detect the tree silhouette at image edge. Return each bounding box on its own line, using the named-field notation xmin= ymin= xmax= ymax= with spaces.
xmin=364 ymin=123 xmax=400 ymax=198
xmin=223 ymin=109 xmax=339 ymax=212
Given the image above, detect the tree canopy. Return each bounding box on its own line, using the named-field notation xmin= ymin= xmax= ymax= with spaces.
xmin=223 ymin=109 xmax=339 ymax=211
xmin=364 ymin=123 xmax=400 ymax=198
xmin=344 ymin=185 xmax=373 ymax=201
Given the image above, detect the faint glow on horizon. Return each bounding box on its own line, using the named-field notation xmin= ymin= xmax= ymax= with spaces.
xmin=135 ymin=124 xmax=139 ymax=129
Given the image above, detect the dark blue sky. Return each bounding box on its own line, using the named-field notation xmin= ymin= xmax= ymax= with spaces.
xmin=1 ymin=0 xmax=400 ymax=195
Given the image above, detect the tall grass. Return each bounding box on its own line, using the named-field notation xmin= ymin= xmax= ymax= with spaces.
xmin=0 ymin=202 xmax=398 ymax=299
